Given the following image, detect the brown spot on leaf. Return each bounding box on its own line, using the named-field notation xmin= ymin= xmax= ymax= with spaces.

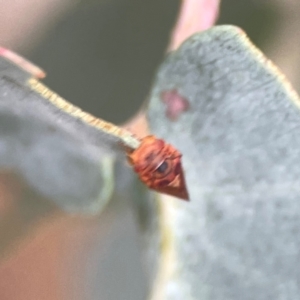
xmin=161 ymin=89 xmax=190 ymax=121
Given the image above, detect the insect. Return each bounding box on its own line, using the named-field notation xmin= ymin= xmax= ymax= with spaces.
xmin=126 ymin=135 xmax=189 ymax=201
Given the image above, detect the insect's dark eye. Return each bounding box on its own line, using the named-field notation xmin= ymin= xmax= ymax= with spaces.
xmin=156 ymin=161 xmax=168 ymax=174
xmin=153 ymin=160 xmax=172 ymax=179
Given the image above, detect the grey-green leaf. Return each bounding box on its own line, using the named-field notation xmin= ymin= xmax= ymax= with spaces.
xmin=147 ymin=25 xmax=300 ymax=299
xmin=0 ymin=56 xmax=117 ymax=213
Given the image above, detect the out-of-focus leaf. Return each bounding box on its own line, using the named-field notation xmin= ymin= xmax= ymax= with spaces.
xmin=0 ymin=56 xmax=123 ymax=213
xmin=0 ymin=108 xmax=115 ymax=214
xmin=147 ymin=25 xmax=300 ymax=299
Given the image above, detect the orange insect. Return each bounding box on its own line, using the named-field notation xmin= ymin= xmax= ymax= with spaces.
xmin=126 ymin=135 xmax=189 ymax=201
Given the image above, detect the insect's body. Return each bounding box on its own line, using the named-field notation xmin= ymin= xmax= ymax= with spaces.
xmin=126 ymin=135 xmax=189 ymax=201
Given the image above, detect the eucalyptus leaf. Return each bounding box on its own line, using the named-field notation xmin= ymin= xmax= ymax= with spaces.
xmin=0 ymin=56 xmax=120 ymax=213
xmin=147 ymin=25 xmax=300 ymax=299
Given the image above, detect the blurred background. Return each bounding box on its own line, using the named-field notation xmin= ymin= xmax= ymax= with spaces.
xmin=0 ymin=0 xmax=299 ymax=299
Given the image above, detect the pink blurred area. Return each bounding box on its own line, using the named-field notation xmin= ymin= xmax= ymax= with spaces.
xmin=0 ymin=214 xmax=96 ymax=300
xmin=0 ymin=0 xmax=73 ymax=52
xmin=169 ymin=0 xmax=220 ymax=50
xmin=0 ymin=47 xmax=46 ymax=78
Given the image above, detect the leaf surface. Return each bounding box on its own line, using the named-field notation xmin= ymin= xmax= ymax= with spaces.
xmin=147 ymin=25 xmax=300 ymax=299
xmin=0 ymin=56 xmax=123 ymax=213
